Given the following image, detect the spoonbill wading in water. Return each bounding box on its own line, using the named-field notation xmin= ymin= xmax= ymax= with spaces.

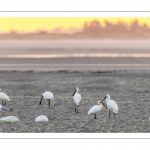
xmin=88 ymin=100 xmax=108 ymax=119
xmin=100 ymin=94 xmax=118 ymax=118
xmin=72 ymin=87 xmax=81 ymax=113
xmin=39 ymin=91 xmax=54 ymax=107
xmin=0 ymin=89 xmax=10 ymax=106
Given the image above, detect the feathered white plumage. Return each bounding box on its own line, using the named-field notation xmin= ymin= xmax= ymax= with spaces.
xmin=88 ymin=105 xmax=103 ymax=115
xmin=88 ymin=100 xmax=107 ymax=119
xmin=0 ymin=89 xmax=10 ymax=106
xmin=35 ymin=115 xmax=48 ymax=122
xmin=73 ymin=93 xmax=81 ymax=106
xmin=42 ymin=91 xmax=54 ymax=101
xmin=0 ymin=116 xmax=19 ymax=123
xmin=107 ymin=100 xmax=118 ymax=113
xmin=72 ymin=87 xmax=81 ymax=113
xmin=104 ymin=94 xmax=118 ymax=118
xmin=0 ymin=105 xmax=12 ymax=116
xmin=39 ymin=91 xmax=54 ymax=107
xmin=0 ymin=92 xmax=10 ymax=101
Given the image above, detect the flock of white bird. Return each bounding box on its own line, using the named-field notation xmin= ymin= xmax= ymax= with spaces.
xmin=0 ymin=87 xmax=118 ymax=124
xmin=72 ymin=87 xmax=119 ymax=119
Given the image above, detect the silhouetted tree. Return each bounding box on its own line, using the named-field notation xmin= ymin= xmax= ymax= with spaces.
xmin=83 ymin=20 xmax=103 ymax=35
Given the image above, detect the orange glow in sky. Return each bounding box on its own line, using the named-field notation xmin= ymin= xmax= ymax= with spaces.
xmin=0 ymin=17 xmax=150 ymax=32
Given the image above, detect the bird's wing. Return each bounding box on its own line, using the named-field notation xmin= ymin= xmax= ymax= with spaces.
xmin=0 ymin=116 xmax=18 ymax=122
xmin=5 ymin=95 xmax=10 ymax=101
xmin=107 ymin=100 xmax=118 ymax=112
xmin=88 ymin=105 xmax=101 ymax=115
xmin=0 ymin=93 xmax=10 ymax=101
xmin=43 ymin=92 xmax=54 ymax=100
xmin=35 ymin=116 xmax=48 ymax=122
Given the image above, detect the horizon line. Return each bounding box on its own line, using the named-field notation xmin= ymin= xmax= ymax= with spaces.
xmin=1 ymin=54 xmax=150 ymax=58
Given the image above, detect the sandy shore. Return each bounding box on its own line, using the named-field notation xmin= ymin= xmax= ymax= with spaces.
xmin=0 ymin=71 xmax=150 ymax=133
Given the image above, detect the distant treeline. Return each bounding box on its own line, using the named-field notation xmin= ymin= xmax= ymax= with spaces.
xmin=81 ymin=19 xmax=150 ymax=39
xmin=0 ymin=19 xmax=150 ymax=40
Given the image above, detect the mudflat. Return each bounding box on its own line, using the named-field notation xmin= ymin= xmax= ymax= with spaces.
xmin=0 ymin=71 xmax=150 ymax=133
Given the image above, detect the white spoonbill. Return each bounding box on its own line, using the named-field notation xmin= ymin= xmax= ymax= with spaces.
xmin=39 ymin=91 xmax=54 ymax=107
xmin=0 ymin=116 xmax=20 ymax=123
xmin=100 ymin=94 xmax=118 ymax=118
xmin=0 ymin=89 xmax=10 ymax=106
xmin=72 ymin=87 xmax=81 ymax=113
xmin=0 ymin=105 xmax=12 ymax=116
xmin=35 ymin=115 xmax=49 ymax=122
xmin=88 ymin=100 xmax=108 ymax=119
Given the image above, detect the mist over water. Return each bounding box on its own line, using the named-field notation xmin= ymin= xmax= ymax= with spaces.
xmin=0 ymin=40 xmax=150 ymax=71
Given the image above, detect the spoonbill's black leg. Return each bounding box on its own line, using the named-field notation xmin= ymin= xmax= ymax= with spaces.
xmin=76 ymin=105 xmax=79 ymax=113
xmin=109 ymin=110 xmax=110 ymax=118
xmin=48 ymin=100 xmax=51 ymax=107
xmin=94 ymin=114 xmax=97 ymax=119
xmin=39 ymin=96 xmax=43 ymax=105
xmin=75 ymin=104 xmax=76 ymax=112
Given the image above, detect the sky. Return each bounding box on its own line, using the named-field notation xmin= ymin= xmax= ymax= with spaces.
xmin=0 ymin=17 xmax=150 ymax=32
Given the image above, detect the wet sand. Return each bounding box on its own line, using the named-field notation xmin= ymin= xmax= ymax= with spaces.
xmin=0 ymin=71 xmax=150 ymax=133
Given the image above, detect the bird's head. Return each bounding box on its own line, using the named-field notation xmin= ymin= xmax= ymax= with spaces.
xmin=76 ymin=87 xmax=80 ymax=92
xmin=97 ymin=100 xmax=102 ymax=105
xmin=105 ymin=94 xmax=110 ymax=99
xmin=98 ymin=99 xmax=108 ymax=109
xmin=72 ymin=87 xmax=80 ymax=96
